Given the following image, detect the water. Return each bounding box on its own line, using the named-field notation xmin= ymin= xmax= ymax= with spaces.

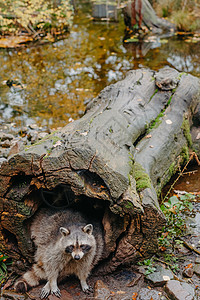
xmin=0 ymin=2 xmax=200 ymax=131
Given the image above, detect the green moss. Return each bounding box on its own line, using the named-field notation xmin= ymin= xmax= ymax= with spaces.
xmin=181 ymin=118 xmax=192 ymax=147
xmin=25 ymin=131 xmax=59 ymax=151
xmin=132 ymin=162 xmax=151 ymax=191
xmin=148 ymin=88 xmax=158 ymax=103
xmin=148 ymin=112 xmax=164 ymax=131
xmin=168 ymin=161 xmax=176 ymax=177
xmin=180 ymin=145 xmax=190 ymax=161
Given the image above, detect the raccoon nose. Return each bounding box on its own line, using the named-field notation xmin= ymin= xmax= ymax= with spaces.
xmin=74 ymin=255 xmax=80 ymax=260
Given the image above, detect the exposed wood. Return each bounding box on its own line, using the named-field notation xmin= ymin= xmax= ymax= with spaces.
xmin=0 ymin=67 xmax=199 ymax=274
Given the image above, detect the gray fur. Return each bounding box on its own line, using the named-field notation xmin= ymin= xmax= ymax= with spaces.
xmin=14 ymin=209 xmax=104 ymax=298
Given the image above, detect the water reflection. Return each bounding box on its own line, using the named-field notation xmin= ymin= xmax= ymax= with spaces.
xmin=0 ymin=4 xmax=199 ymax=131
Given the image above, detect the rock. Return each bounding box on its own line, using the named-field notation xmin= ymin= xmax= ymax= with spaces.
xmin=38 ymin=132 xmax=49 ymax=140
xmin=0 ymin=139 xmax=12 ymax=148
xmin=146 ymin=264 xmax=174 ymax=286
xmin=0 ymin=157 xmax=7 ymax=166
xmin=194 ymin=264 xmax=200 ymax=276
xmin=137 ymin=288 xmax=167 ymax=300
xmin=8 ymin=140 xmax=24 ymax=157
xmin=29 ymin=123 xmax=39 ymax=130
xmin=27 ymin=130 xmax=38 ymax=143
xmin=94 ymin=280 xmax=111 ymax=299
xmin=0 ymin=132 xmax=15 ymax=141
xmin=183 ymin=266 xmax=194 ymax=278
xmin=195 ymin=257 xmax=200 ymax=264
xmin=127 ymin=273 xmax=143 ymax=287
xmin=48 ymin=289 xmax=74 ymax=300
xmin=165 ymin=280 xmax=195 ymax=300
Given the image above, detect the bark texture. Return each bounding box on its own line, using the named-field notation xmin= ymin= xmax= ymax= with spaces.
xmin=123 ymin=0 xmax=176 ymax=32
xmin=0 ymin=67 xmax=199 ymax=274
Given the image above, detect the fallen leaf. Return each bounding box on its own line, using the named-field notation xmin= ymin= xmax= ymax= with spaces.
xmin=0 ymin=36 xmax=33 ymax=48
xmin=185 ymin=263 xmax=193 ymax=269
xmin=116 ymin=290 xmax=126 ymax=294
xmin=132 ymin=292 xmax=138 ymax=300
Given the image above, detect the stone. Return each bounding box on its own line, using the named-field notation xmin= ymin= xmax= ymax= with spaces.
xmin=137 ymin=288 xmax=167 ymax=300
xmin=29 ymin=123 xmax=38 ymax=130
xmin=165 ymin=280 xmax=195 ymax=300
xmin=38 ymin=132 xmax=49 ymax=140
xmin=146 ymin=264 xmax=174 ymax=286
xmin=194 ymin=264 xmax=200 ymax=276
xmin=195 ymin=257 xmax=200 ymax=264
xmin=0 ymin=139 xmax=12 ymax=148
xmin=183 ymin=266 xmax=194 ymax=278
xmin=8 ymin=140 xmax=24 ymax=157
xmin=0 ymin=132 xmax=15 ymax=141
xmin=0 ymin=157 xmax=7 ymax=166
xmin=94 ymin=280 xmax=111 ymax=299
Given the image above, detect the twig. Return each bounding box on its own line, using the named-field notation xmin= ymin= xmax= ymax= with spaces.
xmin=178 ymin=238 xmax=200 ymax=255
xmin=26 ymin=292 xmax=36 ymax=300
xmin=162 ymin=152 xmax=200 ymax=203
xmin=154 ymin=257 xmax=175 ymax=269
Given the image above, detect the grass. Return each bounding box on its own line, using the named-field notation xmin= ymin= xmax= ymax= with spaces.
xmin=0 ymin=253 xmax=9 ymax=285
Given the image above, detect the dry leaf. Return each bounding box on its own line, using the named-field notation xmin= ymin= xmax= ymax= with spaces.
xmin=0 ymin=36 xmax=33 ymax=48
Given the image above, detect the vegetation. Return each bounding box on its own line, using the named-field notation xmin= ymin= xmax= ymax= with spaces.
xmin=0 ymin=0 xmax=73 ymax=38
xmin=138 ymin=192 xmax=197 ymax=274
xmin=0 ymin=253 xmax=9 ymax=284
xmin=154 ymin=0 xmax=200 ymax=31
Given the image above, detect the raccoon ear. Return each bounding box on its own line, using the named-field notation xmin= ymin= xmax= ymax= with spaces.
xmin=60 ymin=227 xmax=70 ymax=236
xmin=82 ymin=224 xmax=93 ymax=235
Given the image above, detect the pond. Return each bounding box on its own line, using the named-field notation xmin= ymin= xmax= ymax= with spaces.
xmin=0 ymin=1 xmax=200 ymax=132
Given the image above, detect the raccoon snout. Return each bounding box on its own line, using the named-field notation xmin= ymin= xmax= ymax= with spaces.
xmin=74 ymin=255 xmax=80 ymax=260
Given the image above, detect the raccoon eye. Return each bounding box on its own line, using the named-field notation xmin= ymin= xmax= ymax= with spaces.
xmin=65 ymin=245 xmax=74 ymax=253
xmin=80 ymin=245 xmax=91 ymax=252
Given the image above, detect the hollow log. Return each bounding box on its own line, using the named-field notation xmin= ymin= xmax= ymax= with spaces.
xmin=0 ymin=67 xmax=199 ymax=274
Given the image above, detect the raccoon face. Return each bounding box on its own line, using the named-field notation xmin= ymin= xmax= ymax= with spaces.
xmin=60 ymin=224 xmax=93 ymax=260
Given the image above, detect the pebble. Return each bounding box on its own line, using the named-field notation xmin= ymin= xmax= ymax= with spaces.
xmin=94 ymin=280 xmax=111 ymax=299
xmin=194 ymin=264 xmax=200 ymax=276
xmin=182 ymin=266 xmax=194 ymax=278
xmin=0 ymin=132 xmax=15 ymax=141
xmin=195 ymin=257 xmax=200 ymax=264
xmin=165 ymin=280 xmax=195 ymax=300
xmin=137 ymin=288 xmax=167 ymax=300
xmin=146 ymin=264 xmax=174 ymax=286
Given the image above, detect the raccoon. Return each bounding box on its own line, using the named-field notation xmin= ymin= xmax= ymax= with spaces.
xmin=14 ymin=209 xmax=104 ymax=299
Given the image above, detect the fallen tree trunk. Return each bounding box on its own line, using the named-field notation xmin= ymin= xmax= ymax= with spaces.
xmin=0 ymin=67 xmax=199 ymax=274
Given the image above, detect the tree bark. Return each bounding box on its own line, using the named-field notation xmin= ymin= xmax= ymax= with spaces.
xmin=123 ymin=0 xmax=176 ymax=32
xmin=0 ymin=67 xmax=199 ymax=274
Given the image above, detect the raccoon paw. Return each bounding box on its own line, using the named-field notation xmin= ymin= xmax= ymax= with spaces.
xmin=82 ymin=284 xmax=93 ymax=294
xmin=51 ymin=287 xmax=61 ymax=298
xmin=14 ymin=280 xmax=29 ymax=293
xmin=40 ymin=286 xmax=50 ymax=299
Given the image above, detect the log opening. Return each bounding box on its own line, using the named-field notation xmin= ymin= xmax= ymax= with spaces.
xmin=0 ymin=66 xmax=199 ymax=275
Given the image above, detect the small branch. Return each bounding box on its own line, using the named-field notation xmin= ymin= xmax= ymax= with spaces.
xmin=162 ymin=152 xmax=200 ymax=203
xmin=178 ymin=238 xmax=200 ymax=255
